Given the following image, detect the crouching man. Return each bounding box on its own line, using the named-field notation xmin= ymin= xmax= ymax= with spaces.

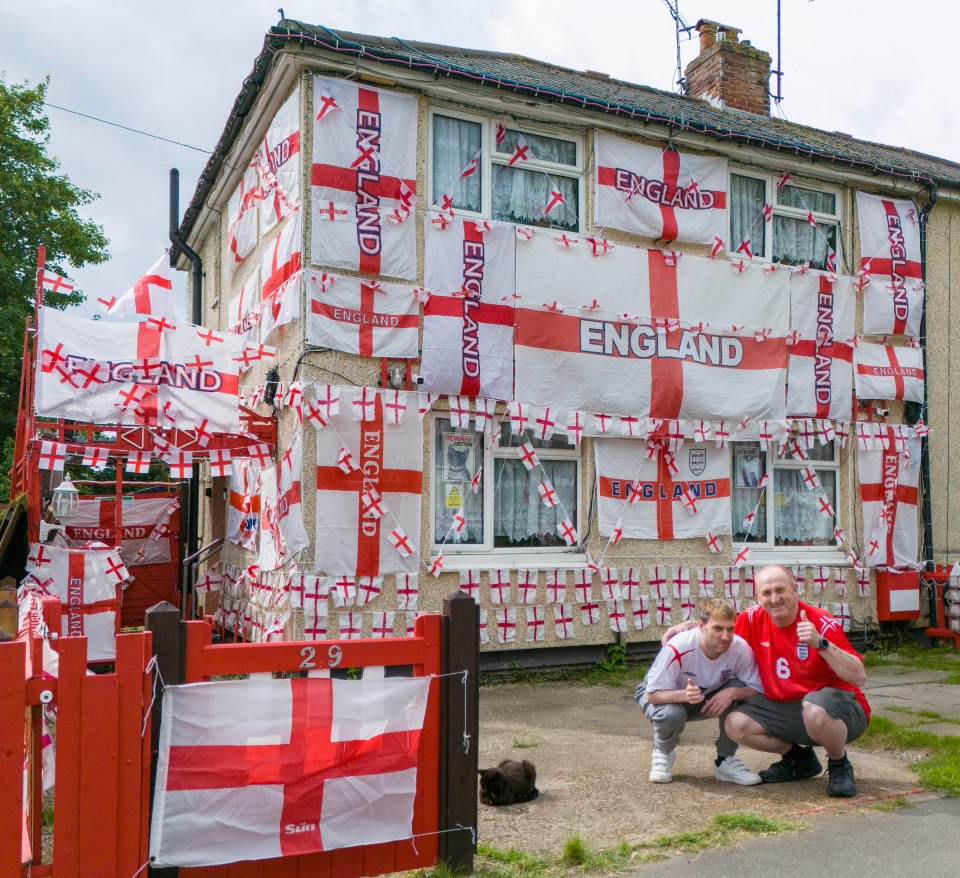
xmin=723 ymin=565 xmax=869 ymax=797
xmin=636 ymin=597 xmax=763 ymax=785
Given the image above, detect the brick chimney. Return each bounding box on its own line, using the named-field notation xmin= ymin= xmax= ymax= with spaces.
xmin=683 ymin=20 xmax=772 ymax=115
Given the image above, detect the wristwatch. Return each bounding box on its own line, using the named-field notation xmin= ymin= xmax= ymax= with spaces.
xmin=817 ymin=637 xmax=830 ymax=651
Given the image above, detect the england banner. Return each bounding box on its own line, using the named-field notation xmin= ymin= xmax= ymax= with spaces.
xmin=856 ymin=191 xmax=923 ymax=337
xmin=420 ymin=217 xmax=516 ymax=399
xmin=315 ymin=388 xmax=422 ymax=575
xmin=311 ymin=75 xmax=417 ymax=279
xmin=858 ymin=440 xmax=921 ymax=568
xmin=854 ymin=342 xmax=924 ymax=403
xmin=101 ymin=254 xmax=175 ymax=319
xmin=65 ymin=496 xmax=175 ymax=566
xmin=36 ymin=307 xmax=245 ymax=432
xmin=595 ymin=439 xmax=731 ymax=540
xmin=150 ymin=676 xmax=430 ymax=867
xmin=260 ymin=86 xmax=301 ymax=234
xmin=23 ymin=544 xmax=123 ymax=661
xmin=307 ymin=272 xmax=419 ymax=357
xmin=227 ymin=269 xmax=261 ymax=342
xmin=228 ymin=458 xmax=261 ymax=550
xmin=515 ymin=240 xmax=788 ymax=419
xmin=786 ymin=341 xmax=853 ymax=419
xmin=226 ymin=159 xmax=262 ymax=269
xmin=594 ymin=131 xmax=727 ymax=244
xmin=278 ymin=433 xmax=310 ymax=563
xmin=790 ymin=271 xmax=855 ymax=342
xmin=261 ymin=211 xmax=302 ymax=342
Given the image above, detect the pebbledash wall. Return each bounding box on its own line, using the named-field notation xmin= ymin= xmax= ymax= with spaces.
xmin=180 ymin=20 xmax=960 ymax=658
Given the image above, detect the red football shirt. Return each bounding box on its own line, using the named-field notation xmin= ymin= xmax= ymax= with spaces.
xmin=734 ymin=601 xmax=870 ymax=719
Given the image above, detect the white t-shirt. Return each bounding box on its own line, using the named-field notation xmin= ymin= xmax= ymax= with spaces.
xmin=644 ymin=627 xmax=763 ymax=696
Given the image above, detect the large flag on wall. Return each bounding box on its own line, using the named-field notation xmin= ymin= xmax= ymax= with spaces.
xmin=858 ymin=439 xmax=920 ymax=568
xmin=311 ymin=75 xmax=417 ymax=280
xmin=856 ymin=191 xmax=924 ymax=337
xmin=227 ymin=269 xmax=261 ymax=342
xmin=260 ymin=210 xmax=302 ymax=342
xmin=595 ymin=439 xmax=731 ymax=540
xmin=420 ymin=217 xmax=516 ymax=399
xmin=260 ymin=86 xmax=301 ymax=234
xmin=594 ymin=131 xmax=727 ymax=244
xmin=226 ymin=159 xmax=262 ymax=269
xmin=854 ymin=341 xmax=924 ymax=403
xmin=315 ymin=389 xmax=422 ymax=575
xmin=150 ymin=676 xmax=430 ymax=867
xmin=514 ymin=239 xmax=789 ymax=420
xmin=65 ymin=496 xmax=175 ymax=566
xmin=36 ymin=307 xmax=245 ymax=432
xmin=307 ymin=273 xmax=419 ymax=357
xmin=227 ymin=458 xmax=260 ymax=550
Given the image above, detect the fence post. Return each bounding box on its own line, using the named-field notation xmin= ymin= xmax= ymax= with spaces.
xmin=145 ymin=601 xmax=183 ymax=878
xmin=438 ymin=591 xmax=479 ymax=873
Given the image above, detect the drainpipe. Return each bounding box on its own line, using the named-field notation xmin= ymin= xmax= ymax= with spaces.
xmin=918 ymin=183 xmax=938 ymax=618
xmin=168 ymin=169 xmax=202 ymax=577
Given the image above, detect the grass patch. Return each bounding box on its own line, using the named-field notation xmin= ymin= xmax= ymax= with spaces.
xmin=858 ymin=716 xmax=960 ymax=795
xmin=947 ymin=672 xmax=960 ymax=686
xmin=409 ymin=812 xmax=802 ymax=878
xmin=864 ymin=644 xmax=960 ymax=671
xmin=512 ymin=739 xmax=540 ymax=749
xmin=41 ymin=805 xmax=54 ymax=827
xmin=863 ymin=795 xmax=911 ymax=813
xmin=483 ymin=661 xmax=646 ymax=690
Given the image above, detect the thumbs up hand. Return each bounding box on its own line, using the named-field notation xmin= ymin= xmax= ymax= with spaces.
xmin=685 ymin=676 xmax=704 ymax=705
xmin=796 ymin=608 xmax=819 ymax=646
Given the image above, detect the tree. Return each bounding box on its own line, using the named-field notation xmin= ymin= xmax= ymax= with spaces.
xmin=0 ymin=76 xmax=109 ymax=442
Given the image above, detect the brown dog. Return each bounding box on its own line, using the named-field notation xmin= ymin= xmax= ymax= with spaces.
xmin=478 ymin=759 xmax=539 ymax=806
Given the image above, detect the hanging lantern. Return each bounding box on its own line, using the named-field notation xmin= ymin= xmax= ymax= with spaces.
xmin=51 ymin=474 xmax=80 ymax=521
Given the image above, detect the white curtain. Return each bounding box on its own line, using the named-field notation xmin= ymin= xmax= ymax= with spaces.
xmin=432 ymin=115 xmax=481 ymax=211
xmin=494 ymin=459 xmax=576 ymax=547
xmin=773 ymin=216 xmax=834 ymax=269
xmin=730 ymin=174 xmax=766 ymax=253
xmin=774 ymin=469 xmax=835 ymax=545
xmin=492 ymin=167 xmax=578 ymax=230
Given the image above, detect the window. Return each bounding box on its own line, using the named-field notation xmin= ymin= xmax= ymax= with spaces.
xmin=429 ymin=110 xmax=583 ymax=231
xmin=729 ymin=172 xmax=840 ymax=270
xmin=431 ymin=416 xmax=580 ymax=559
xmin=731 ymin=441 xmax=839 ymax=554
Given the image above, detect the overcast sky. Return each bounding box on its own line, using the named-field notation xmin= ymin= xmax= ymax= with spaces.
xmin=5 ymin=0 xmax=957 ymax=319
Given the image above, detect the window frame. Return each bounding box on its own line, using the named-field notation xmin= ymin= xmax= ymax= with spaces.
xmin=732 ymin=439 xmax=846 ymax=564
xmin=429 ymin=413 xmax=584 ymax=570
xmin=427 ymin=107 xmax=585 ymax=232
xmin=728 ymin=169 xmax=842 ymax=269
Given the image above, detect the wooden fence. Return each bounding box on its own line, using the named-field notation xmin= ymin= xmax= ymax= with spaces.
xmin=0 ymin=591 xmax=479 ymax=877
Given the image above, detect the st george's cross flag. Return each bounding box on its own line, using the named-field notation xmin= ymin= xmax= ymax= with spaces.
xmin=595 ymin=439 xmax=732 ymax=540
xmin=277 ymin=433 xmax=310 ymax=563
xmin=854 ymin=341 xmax=924 ymax=403
xmin=99 ymin=254 xmax=175 ymax=319
xmin=228 ymin=458 xmax=261 ymax=550
xmin=149 ymin=675 xmax=431 ymax=867
xmin=259 ymin=86 xmax=301 ymax=234
xmin=315 ymin=388 xmax=423 ymax=575
xmin=226 ymin=159 xmax=262 ymax=269
xmin=786 ymin=270 xmax=855 ymax=418
xmin=858 ymin=439 xmax=921 ymax=568
xmin=308 ymin=272 xmax=419 ymax=357
xmin=36 ymin=307 xmax=245 ymax=432
xmin=227 ymin=269 xmax=261 ymax=342
xmin=64 ymin=495 xmax=174 ymax=566
xmin=514 ymin=236 xmax=788 ymax=420
xmin=420 ymin=217 xmax=516 ymax=400
xmin=260 ymin=210 xmax=302 ymax=342
xmin=311 ymin=75 xmax=417 ymax=280
xmin=856 ymin=191 xmax=923 ymax=337
xmin=594 ymin=131 xmax=727 ymax=245
xmin=23 ymin=544 xmax=124 ymax=661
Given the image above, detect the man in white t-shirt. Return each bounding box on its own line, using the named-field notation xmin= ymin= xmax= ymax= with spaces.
xmin=635 ymin=597 xmax=764 ymax=785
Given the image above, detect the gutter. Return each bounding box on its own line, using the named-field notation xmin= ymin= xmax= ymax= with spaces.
xmin=918 ymin=183 xmax=938 ymax=602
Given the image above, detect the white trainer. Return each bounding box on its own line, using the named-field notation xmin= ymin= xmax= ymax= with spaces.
xmin=649 ymin=749 xmax=677 ymax=783
xmin=714 ymin=755 xmax=762 ymax=786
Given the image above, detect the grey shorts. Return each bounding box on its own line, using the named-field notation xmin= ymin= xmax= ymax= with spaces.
xmin=730 ymin=688 xmax=868 ymax=747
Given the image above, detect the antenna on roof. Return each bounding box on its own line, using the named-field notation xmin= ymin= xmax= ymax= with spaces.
xmin=662 ymin=0 xmax=695 ymax=94
xmin=771 ymin=0 xmax=784 ymax=104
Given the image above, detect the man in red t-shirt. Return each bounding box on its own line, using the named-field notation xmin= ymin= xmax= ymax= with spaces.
xmin=726 ymin=565 xmax=869 ymax=797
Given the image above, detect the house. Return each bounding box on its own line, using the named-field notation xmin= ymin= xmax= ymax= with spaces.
xmin=175 ymin=18 xmax=960 ymax=663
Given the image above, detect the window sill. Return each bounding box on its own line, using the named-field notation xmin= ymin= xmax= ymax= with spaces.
xmin=741 ymin=547 xmax=850 ymax=567
xmin=431 ymin=550 xmax=588 ymax=572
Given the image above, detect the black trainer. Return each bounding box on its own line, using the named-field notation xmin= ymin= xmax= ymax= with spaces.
xmin=759 ymin=747 xmax=822 ymax=783
xmin=826 ymin=756 xmax=857 ymax=798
